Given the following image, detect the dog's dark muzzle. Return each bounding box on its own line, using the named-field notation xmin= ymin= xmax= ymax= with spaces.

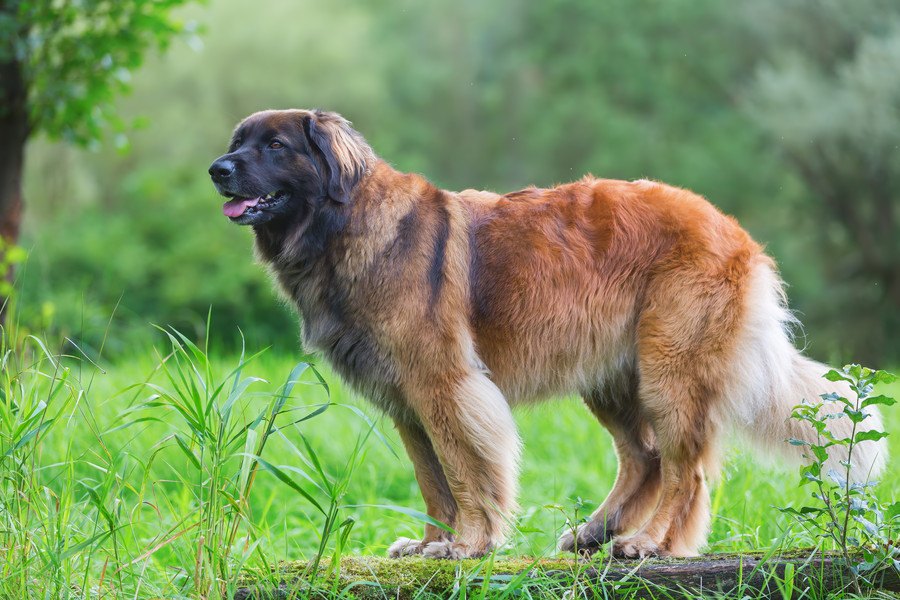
xmin=209 ymin=157 xmax=236 ymax=184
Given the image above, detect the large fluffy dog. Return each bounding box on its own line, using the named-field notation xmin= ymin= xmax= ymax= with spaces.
xmin=209 ymin=109 xmax=887 ymax=559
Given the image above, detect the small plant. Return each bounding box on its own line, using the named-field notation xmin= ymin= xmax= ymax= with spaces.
xmin=0 ymin=324 xmax=129 ymax=598
xmin=784 ymin=364 xmax=899 ymax=595
xmin=127 ymin=323 xmax=442 ymax=598
xmin=119 ymin=322 xmax=342 ymax=598
xmin=548 ymin=496 xmax=593 ymax=557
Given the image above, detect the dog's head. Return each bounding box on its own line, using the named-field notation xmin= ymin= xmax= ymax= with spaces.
xmin=209 ymin=109 xmax=371 ymax=227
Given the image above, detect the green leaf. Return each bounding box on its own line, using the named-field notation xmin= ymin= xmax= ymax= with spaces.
xmin=811 ymin=445 xmax=829 ymax=464
xmin=103 ymin=416 xmax=164 ymax=434
xmin=827 ymin=470 xmax=847 ymax=487
xmin=846 ymin=364 xmax=863 ymax=380
xmin=844 ymin=408 xmax=867 ymax=423
xmin=824 ymin=369 xmax=851 ymax=383
xmin=173 ymin=434 xmax=201 ymax=470
xmin=238 ymin=428 xmax=258 ymax=496
xmin=801 ymin=471 xmax=822 ymax=486
xmin=82 ymin=485 xmax=115 ymax=532
xmin=292 ymin=403 xmax=331 ymax=425
xmin=886 ymin=502 xmax=900 ymax=519
xmin=343 ymin=504 xmax=457 ymax=534
xmin=852 ymin=515 xmax=878 ymax=536
xmin=872 ymin=370 xmax=897 ymax=385
xmin=4 ymin=419 xmax=54 ymax=457
xmin=338 ymin=404 xmax=399 ymax=459
xmin=298 ymin=431 xmax=331 ymax=493
xmin=59 ymin=532 xmax=112 ymax=561
xmin=819 ymin=392 xmax=844 ymax=403
xmin=276 ymin=362 xmax=314 ymax=411
xmin=854 ymin=430 xmax=888 ymax=443
xmin=255 ymin=457 xmax=325 ymax=515
xmin=861 ymin=395 xmax=896 ymax=408
xmin=221 ymin=376 xmax=266 ymax=419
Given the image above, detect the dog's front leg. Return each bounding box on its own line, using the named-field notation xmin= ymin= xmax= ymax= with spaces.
xmin=387 ymin=418 xmax=458 ymax=557
xmin=404 ymin=370 xmax=520 ymax=559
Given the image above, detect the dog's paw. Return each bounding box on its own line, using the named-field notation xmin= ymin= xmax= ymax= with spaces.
xmin=611 ymin=533 xmax=660 ymax=559
xmin=421 ymin=540 xmax=489 ymax=560
xmin=387 ymin=537 xmax=425 ymax=558
xmin=557 ymin=522 xmax=614 ymax=555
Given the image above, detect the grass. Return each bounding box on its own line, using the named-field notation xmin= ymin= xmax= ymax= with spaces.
xmin=1 ymin=325 xmax=898 ymax=599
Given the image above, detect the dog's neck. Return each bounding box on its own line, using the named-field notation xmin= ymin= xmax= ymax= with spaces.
xmin=253 ymin=200 xmax=343 ymax=269
xmin=253 ymin=160 xmax=425 ymax=263
xmin=253 ymin=160 xmax=432 ymax=309
xmin=252 ymin=160 xmax=439 ymax=360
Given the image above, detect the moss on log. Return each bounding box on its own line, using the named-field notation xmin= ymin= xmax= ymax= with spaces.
xmin=233 ymin=551 xmax=900 ymax=599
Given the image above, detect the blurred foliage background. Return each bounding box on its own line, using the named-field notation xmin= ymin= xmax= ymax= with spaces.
xmin=14 ymin=0 xmax=900 ymax=363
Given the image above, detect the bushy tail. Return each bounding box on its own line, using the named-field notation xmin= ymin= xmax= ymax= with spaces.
xmin=725 ymin=261 xmax=888 ymax=483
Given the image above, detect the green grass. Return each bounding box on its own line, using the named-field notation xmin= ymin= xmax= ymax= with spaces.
xmin=1 ymin=329 xmax=898 ymax=598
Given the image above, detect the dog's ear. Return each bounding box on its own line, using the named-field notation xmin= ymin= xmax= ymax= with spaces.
xmin=303 ymin=110 xmax=371 ymax=204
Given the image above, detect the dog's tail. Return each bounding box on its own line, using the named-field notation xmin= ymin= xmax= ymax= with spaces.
xmin=723 ymin=260 xmax=888 ymax=483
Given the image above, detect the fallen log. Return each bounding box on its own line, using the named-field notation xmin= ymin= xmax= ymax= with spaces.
xmin=233 ymin=551 xmax=900 ymax=599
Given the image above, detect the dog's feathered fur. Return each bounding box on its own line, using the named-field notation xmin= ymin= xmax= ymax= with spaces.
xmin=210 ymin=109 xmax=888 ymax=559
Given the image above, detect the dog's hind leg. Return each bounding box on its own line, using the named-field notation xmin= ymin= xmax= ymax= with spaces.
xmin=611 ymin=290 xmax=732 ymax=558
xmin=611 ymin=422 xmax=711 ymax=560
xmin=387 ymin=418 xmax=458 ymax=557
xmin=404 ymin=369 xmax=520 ymax=559
xmin=558 ymin=385 xmax=661 ymax=555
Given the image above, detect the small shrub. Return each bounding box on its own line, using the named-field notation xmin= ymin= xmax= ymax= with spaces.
xmin=783 ymin=364 xmax=899 ymax=595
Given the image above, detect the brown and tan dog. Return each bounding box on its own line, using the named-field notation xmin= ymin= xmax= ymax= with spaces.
xmin=208 ymin=109 xmax=887 ymax=559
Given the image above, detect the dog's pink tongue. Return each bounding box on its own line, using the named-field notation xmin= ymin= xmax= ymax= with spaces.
xmin=222 ymin=197 xmax=260 ymax=218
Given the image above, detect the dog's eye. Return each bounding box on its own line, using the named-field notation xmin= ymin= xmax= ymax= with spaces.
xmin=268 ymin=140 xmax=284 ymax=150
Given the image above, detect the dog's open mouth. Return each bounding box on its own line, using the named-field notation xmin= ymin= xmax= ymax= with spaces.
xmin=222 ymin=191 xmax=288 ymax=219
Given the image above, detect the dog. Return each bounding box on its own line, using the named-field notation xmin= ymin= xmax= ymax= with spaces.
xmin=209 ymin=109 xmax=887 ymax=559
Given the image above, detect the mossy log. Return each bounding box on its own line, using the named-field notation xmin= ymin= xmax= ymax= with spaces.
xmin=233 ymin=551 xmax=900 ymax=599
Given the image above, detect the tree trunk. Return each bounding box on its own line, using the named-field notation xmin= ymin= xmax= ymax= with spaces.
xmin=0 ymin=50 xmax=29 ymax=323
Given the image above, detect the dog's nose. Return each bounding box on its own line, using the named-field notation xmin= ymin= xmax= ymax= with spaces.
xmin=209 ymin=158 xmax=235 ymax=179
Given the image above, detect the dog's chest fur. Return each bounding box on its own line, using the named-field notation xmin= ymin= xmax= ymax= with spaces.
xmin=261 ymin=231 xmax=412 ymax=421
